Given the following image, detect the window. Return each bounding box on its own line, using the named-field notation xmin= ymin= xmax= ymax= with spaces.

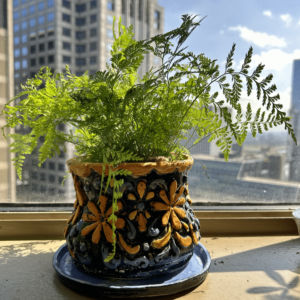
xmin=21 ymin=47 xmax=28 ymax=56
xmin=21 ymin=21 xmax=27 ymax=30
xmin=76 ymin=18 xmax=86 ymax=26
xmin=63 ymin=28 xmax=71 ymax=37
xmin=138 ymin=0 xmax=142 ymax=21
xmin=90 ymin=42 xmax=97 ymax=51
xmin=107 ymin=15 xmax=113 ymax=24
xmin=107 ymin=29 xmax=113 ymax=39
xmin=107 ymin=1 xmax=114 ymax=11
xmin=29 ymin=5 xmax=35 ymax=14
xmin=90 ymin=0 xmax=97 ymax=9
xmin=122 ymin=0 xmax=126 ymax=14
xmin=48 ymin=0 xmax=54 ymax=8
xmin=15 ymin=61 xmax=21 ymax=70
xmin=38 ymin=29 xmax=45 ymax=38
xmin=48 ymin=26 xmax=55 ymax=36
xmin=14 ymin=49 xmax=20 ymax=57
xmin=58 ymin=164 xmax=65 ymax=171
xmin=90 ymin=14 xmax=97 ymax=23
xmin=13 ymin=12 xmax=19 ymax=20
xmin=30 ymin=45 xmax=36 ymax=54
xmin=49 ymin=162 xmax=55 ymax=170
xmin=76 ymin=31 xmax=86 ymax=40
xmin=31 ymin=171 xmax=38 ymax=180
xmin=21 ymin=0 xmax=26 ymax=3
xmin=14 ymin=24 xmax=20 ymax=33
xmin=22 ymin=59 xmax=28 ymax=68
xmin=48 ymin=41 xmax=54 ymax=50
xmin=63 ymin=41 xmax=71 ymax=50
xmin=90 ymin=56 xmax=97 ymax=65
xmin=39 ymin=57 xmax=45 ymax=65
xmin=14 ymin=37 xmax=20 ymax=45
xmin=49 ymin=175 xmax=55 ymax=183
xmin=90 ymin=28 xmax=97 ymax=37
xmin=38 ymin=15 xmax=45 ymax=25
xmin=76 ymin=58 xmax=86 ymax=66
xmin=30 ymin=32 xmax=36 ymax=40
xmin=58 ymin=123 xmax=65 ymax=131
xmin=30 ymin=58 xmax=36 ymax=66
xmin=38 ymin=2 xmax=44 ymax=11
xmin=62 ymin=13 xmax=71 ymax=23
xmin=58 ymin=176 xmax=64 ymax=184
xmin=29 ymin=18 xmax=36 ymax=27
xmin=154 ymin=11 xmax=160 ymax=30
xmin=48 ymin=12 xmax=55 ymax=22
xmin=21 ymin=34 xmax=27 ymax=43
xmin=39 ymin=43 xmax=45 ymax=52
xmin=48 ymin=55 xmax=55 ymax=63
xmin=21 ymin=8 xmax=27 ymax=17
xmin=76 ymin=45 xmax=86 ymax=53
xmin=13 ymin=0 xmax=19 ymax=8
xmin=62 ymin=0 xmax=71 ymax=8
xmin=76 ymin=4 xmax=86 ymax=12
xmin=63 ymin=56 xmax=71 ymax=63
xmin=106 ymin=43 xmax=112 ymax=51
xmin=40 ymin=173 xmax=46 ymax=181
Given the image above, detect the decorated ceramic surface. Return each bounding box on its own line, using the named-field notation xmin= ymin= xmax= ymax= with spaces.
xmin=292 ymin=208 xmax=300 ymax=236
xmin=64 ymin=157 xmax=201 ymax=278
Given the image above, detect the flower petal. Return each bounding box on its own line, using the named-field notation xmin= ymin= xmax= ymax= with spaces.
xmin=137 ymin=181 xmax=146 ymax=199
xmin=159 ymin=190 xmax=170 ymax=205
xmin=108 ymin=217 xmax=125 ymax=229
xmin=92 ymin=223 xmax=102 ymax=244
xmin=87 ymin=201 xmax=100 ymax=217
xmin=105 ymin=201 xmax=123 ymax=217
xmin=169 ymin=180 xmax=177 ymax=204
xmin=173 ymin=207 xmax=186 ymax=219
xmin=127 ymin=193 xmax=136 ymax=201
xmin=170 ymin=209 xmax=182 ymax=230
xmin=82 ymin=213 xmax=98 ymax=222
xmin=145 ymin=211 xmax=151 ymax=219
xmin=128 ymin=210 xmax=138 ymax=220
xmin=81 ymin=221 xmax=99 ymax=236
xmin=175 ymin=197 xmax=185 ymax=207
xmin=118 ymin=233 xmax=140 ymax=254
xmin=174 ymin=186 xmax=185 ymax=204
xmin=173 ymin=231 xmax=192 ymax=247
xmin=137 ymin=213 xmax=147 ymax=232
xmin=162 ymin=209 xmax=171 ymax=227
xmin=146 ymin=191 xmax=155 ymax=200
xmin=103 ymin=222 xmax=114 ymax=243
xmin=151 ymin=225 xmax=171 ymax=249
xmin=151 ymin=202 xmax=170 ymax=211
xmin=98 ymin=195 xmax=108 ymax=215
xmin=182 ymin=222 xmax=189 ymax=231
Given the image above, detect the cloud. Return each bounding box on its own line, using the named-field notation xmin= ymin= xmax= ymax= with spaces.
xmin=263 ymin=11 xmax=272 ymax=17
xmin=280 ymin=14 xmax=293 ymax=27
xmin=229 ymin=26 xmax=286 ymax=48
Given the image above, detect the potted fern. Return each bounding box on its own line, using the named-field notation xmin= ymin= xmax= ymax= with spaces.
xmin=1 ymin=15 xmax=296 ymax=288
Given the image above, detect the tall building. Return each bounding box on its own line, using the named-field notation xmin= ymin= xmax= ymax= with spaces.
xmin=0 ymin=0 xmax=16 ymax=202
xmin=12 ymin=0 xmax=164 ymax=201
xmin=286 ymin=59 xmax=300 ymax=182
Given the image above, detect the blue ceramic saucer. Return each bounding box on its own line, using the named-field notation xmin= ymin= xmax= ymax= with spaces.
xmin=53 ymin=243 xmax=211 ymax=298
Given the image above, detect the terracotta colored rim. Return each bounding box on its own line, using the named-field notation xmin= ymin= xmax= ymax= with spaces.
xmin=66 ymin=155 xmax=194 ymax=177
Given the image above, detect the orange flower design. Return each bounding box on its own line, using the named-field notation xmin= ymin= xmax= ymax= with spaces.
xmin=81 ymin=195 xmax=125 ymax=244
xmin=127 ymin=181 xmax=155 ymax=232
xmin=151 ymin=180 xmax=186 ymax=230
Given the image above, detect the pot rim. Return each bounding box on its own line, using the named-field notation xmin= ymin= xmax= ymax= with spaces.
xmin=67 ymin=155 xmax=194 ymax=177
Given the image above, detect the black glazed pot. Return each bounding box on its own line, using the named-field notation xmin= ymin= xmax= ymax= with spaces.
xmin=64 ymin=156 xmax=201 ymax=279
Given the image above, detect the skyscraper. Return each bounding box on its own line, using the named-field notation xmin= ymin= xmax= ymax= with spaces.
xmin=12 ymin=0 xmax=164 ymax=201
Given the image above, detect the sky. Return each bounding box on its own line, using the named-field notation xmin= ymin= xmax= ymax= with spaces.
xmin=158 ymin=0 xmax=300 ymax=131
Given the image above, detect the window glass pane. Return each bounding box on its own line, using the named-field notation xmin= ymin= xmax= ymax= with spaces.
xmin=107 ymin=1 xmax=114 ymax=11
xmin=107 ymin=15 xmax=113 ymax=24
xmin=76 ymin=58 xmax=86 ymax=66
xmin=48 ymin=41 xmax=54 ymax=50
xmin=90 ymin=28 xmax=97 ymax=37
xmin=48 ymin=12 xmax=55 ymax=22
xmin=21 ymin=8 xmax=27 ymax=17
xmin=21 ymin=34 xmax=27 ymax=43
xmin=76 ymin=18 xmax=86 ymax=26
xmin=107 ymin=29 xmax=113 ymax=39
xmin=48 ymin=0 xmax=54 ymax=8
xmin=62 ymin=0 xmax=71 ymax=9
xmin=21 ymin=47 xmax=28 ymax=56
xmin=22 ymin=59 xmax=28 ymax=68
xmin=30 ymin=45 xmax=36 ymax=53
xmin=90 ymin=0 xmax=97 ymax=9
xmin=76 ymin=4 xmax=86 ymax=12
xmin=14 ymin=24 xmax=20 ymax=32
xmin=63 ymin=28 xmax=71 ymax=37
xmin=38 ymin=15 xmax=45 ymax=25
xmin=29 ymin=5 xmax=35 ymax=14
xmin=76 ymin=31 xmax=86 ymax=40
xmin=76 ymin=45 xmax=86 ymax=53
xmin=90 ymin=56 xmax=97 ymax=65
xmin=14 ymin=61 xmax=20 ymax=70
xmin=90 ymin=42 xmax=97 ymax=51
xmin=29 ymin=18 xmax=36 ymax=27
xmin=63 ymin=56 xmax=71 ymax=63
xmin=63 ymin=13 xmax=71 ymax=23
xmin=63 ymin=41 xmax=71 ymax=50
xmin=21 ymin=21 xmax=27 ymax=30
xmin=13 ymin=0 xmax=19 ymax=8
xmin=14 ymin=49 xmax=20 ymax=57
xmin=13 ymin=12 xmax=19 ymax=20
xmin=90 ymin=14 xmax=97 ymax=24
xmin=38 ymin=2 xmax=44 ymax=11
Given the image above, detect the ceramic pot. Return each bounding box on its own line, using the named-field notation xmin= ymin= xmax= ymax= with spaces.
xmin=64 ymin=156 xmax=201 ymax=278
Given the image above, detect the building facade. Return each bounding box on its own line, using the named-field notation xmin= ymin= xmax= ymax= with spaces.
xmin=12 ymin=0 xmax=164 ymax=201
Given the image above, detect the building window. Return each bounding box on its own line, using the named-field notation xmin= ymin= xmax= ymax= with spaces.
xmin=21 ymin=47 xmax=28 ymax=56
xmin=76 ymin=44 xmax=86 ymax=53
xmin=30 ymin=58 xmax=36 ymax=66
xmin=138 ymin=0 xmax=142 ymax=21
xmin=90 ymin=42 xmax=97 ymax=51
xmin=49 ymin=162 xmax=55 ymax=170
xmin=48 ymin=26 xmax=54 ymax=35
xmin=48 ymin=41 xmax=54 ymax=50
xmin=48 ymin=55 xmax=54 ymax=63
xmin=39 ymin=43 xmax=45 ymax=52
xmin=76 ymin=4 xmax=86 ymax=12
xmin=14 ymin=37 xmax=20 ymax=45
xmin=90 ymin=0 xmax=97 ymax=9
xmin=58 ymin=176 xmax=64 ymax=184
xmin=49 ymin=175 xmax=55 ymax=183
xmin=13 ymin=0 xmax=19 ymax=8
xmin=30 ymin=45 xmax=36 ymax=53
xmin=90 ymin=56 xmax=97 ymax=65
xmin=38 ymin=29 xmax=45 ymax=38
xmin=13 ymin=12 xmax=19 ymax=20
xmin=40 ymin=173 xmax=46 ymax=181
xmin=63 ymin=41 xmax=71 ymax=50
xmin=39 ymin=57 xmax=45 ymax=65
xmin=63 ymin=56 xmax=71 ymax=63
xmin=62 ymin=13 xmax=71 ymax=23
xmin=62 ymin=0 xmax=71 ymax=8
xmin=90 ymin=14 xmax=97 ymax=24
xmin=21 ymin=0 xmax=26 ymax=3
xmin=58 ymin=164 xmax=65 ymax=171
xmin=76 ymin=58 xmax=86 ymax=66
xmin=130 ymin=0 xmax=133 ymax=17
xmin=29 ymin=5 xmax=35 ymax=14
xmin=38 ymin=2 xmax=44 ymax=11
xmin=21 ymin=8 xmax=27 ymax=17
xmin=76 ymin=31 xmax=86 ymax=40
xmin=14 ymin=49 xmax=20 ymax=57
xmin=107 ymin=1 xmax=114 ymax=11
xmin=21 ymin=21 xmax=27 ymax=30
xmin=22 ymin=59 xmax=28 ymax=68
xmin=76 ymin=18 xmax=86 ymax=26
xmin=48 ymin=12 xmax=55 ymax=22
xmin=122 ymin=0 xmax=126 ymax=14
xmin=106 ymin=43 xmax=112 ymax=51
xmin=58 ymin=123 xmax=65 ymax=131
xmin=154 ymin=11 xmax=160 ymax=30
xmin=107 ymin=29 xmax=113 ymax=39
xmin=21 ymin=34 xmax=27 ymax=43
xmin=14 ymin=24 xmax=20 ymax=33
xmin=90 ymin=28 xmax=97 ymax=37
xmin=29 ymin=18 xmax=36 ymax=27
xmin=30 ymin=32 xmax=36 ymax=40
xmin=107 ymin=15 xmax=113 ymax=24
xmin=48 ymin=0 xmax=54 ymax=8
xmin=62 ymin=28 xmax=71 ymax=37
xmin=31 ymin=171 xmax=38 ymax=180
xmin=15 ymin=61 xmax=21 ymax=70
xmin=38 ymin=15 xmax=45 ymax=25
